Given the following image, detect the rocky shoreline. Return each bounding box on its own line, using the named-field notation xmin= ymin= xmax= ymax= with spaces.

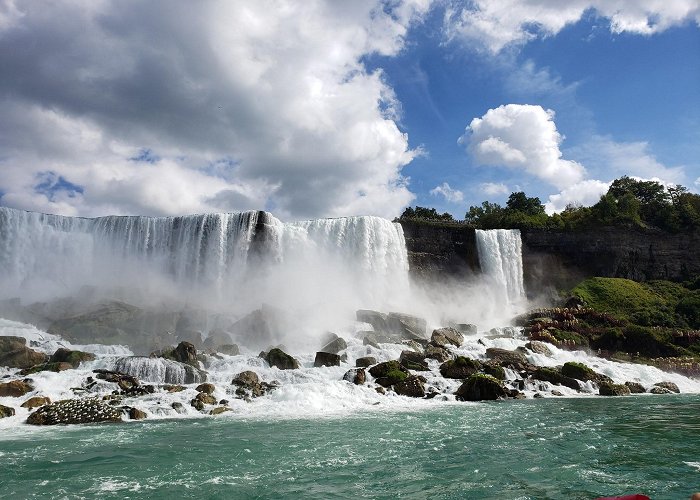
xmin=1 ymin=305 xmax=695 ymax=427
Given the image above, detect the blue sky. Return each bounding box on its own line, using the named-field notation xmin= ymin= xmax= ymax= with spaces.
xmin=0 ymin=1 xmax=698 ymax=219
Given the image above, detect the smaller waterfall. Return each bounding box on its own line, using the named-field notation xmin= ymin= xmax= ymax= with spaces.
xmin=475 ymin=229 xmax=525 ymax=305
xmin=110 ymin=357 xmax=206 ymax=384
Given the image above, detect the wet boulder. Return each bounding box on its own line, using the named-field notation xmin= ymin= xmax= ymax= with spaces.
xmin=50 ymin=348 xmax=96 ymax=368
xmin=368 ymin=360 xmax=409 ymax=387
xmin=523 ymin=341 xmax=552 ymax=356
xmin=599 ymin=382 xmax=631 ymax=396
xmin=425 ymin=344 xmax=451 ymax=363
xmin=625 ymin=382 xmax=646 ymax=394
xmin=21 ymin=396 xmax=51 ymax=409
xmin=455 ymin=374 xmax=507 ymax=401
xmin=399 ymin=350 xmax=428 ymax=371
xmin=210 ymin=406 xmax=231 ymax=415
xmin=27 ymin=399 xmax=123 ymax=425
xmin=314 ymin=352 xmax=341 ymax=368
xmin=263 ymin=348 xmax=300 ymax=370
xmin=356 ymin=310 xmax=426 ymax=342
xmin=531 ymin=367 xmax=580 ymax=391
xmin=343 ymin=368 xmax=366 ymax=385
xmin=0 ymin=379 xmax=34 ymax=397
xmin=128 ymin=407 xmax=147 ymax=420
xmin=0 ymin=404 xmax=16 ymax=418
xmin=482 ymin=363 xmax=506 ymax=380
xmin=232 ymin=370 xmax=277 ymax=398
xmin=430 ymin=327 xmax=464 ymax=348
xmin=193 ymin=392 xmax=217 ymax=405
xmin=653 ymin=381 xmax=680 ymax=394
xmin=649 ymin=386 xmax=673 ymax=395
xmin=216 ymin=344 xmax=241 ymax=356
xmin=355 ymin=356 xmax=377 ymax=368
xmin=196 ymin=383 xmax=216 ymax=395
xmin=485 ymin=348 xmax=531 ymax=371
xmin=320 ymin=337 xmax=348 ymax=354
xmin=561 ymin=362 xmax=612 ymax=384
xmin=439 ymin=356 xmax=482 ymax=379
xmin=158 ymin=341 xmax=199 ymax=367
xmin=0 ymin=336 xmax=48 ymax=369
xmin=20 ymin=361 xmax=74 ymax=375
xmin=450 ymin=323 xmax=478 ymax=335
xmin=394 ymin=375 xmax=426 ymax=398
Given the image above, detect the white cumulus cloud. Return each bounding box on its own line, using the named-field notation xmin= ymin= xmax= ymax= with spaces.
xmin=445 ymin=0 xmax=700 ymax=53
xmin=479 ymin=182 xmax=509 ymax=196
xmin=460 ymin=104 xmax=585 ymax=190
xmin=0 ymin=0 xmax=435 ymax=219
xmin=544 ymin=179 xmax=610 ymax=214
xmin=430 ymin=182 xmax=464 ymax=203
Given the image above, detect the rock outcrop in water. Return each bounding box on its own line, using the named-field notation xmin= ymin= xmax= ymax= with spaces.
xmin=26 ymin=399 xmax=123 ymax=425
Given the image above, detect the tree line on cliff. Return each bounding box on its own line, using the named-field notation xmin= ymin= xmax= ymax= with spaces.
xmin=399 ymin=176 xmax=700 ymax=232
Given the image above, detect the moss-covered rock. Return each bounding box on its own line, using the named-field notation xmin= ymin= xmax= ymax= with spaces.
xmin=482 ymin=363 xmax=506 ymax=380
xmin=394 ymin=375 xmax=426 ymax=398
xmin=532 ymin=367 xmax=580 ymax=391
xmin=455 ymin=374 xmax=506 ymax=401
xmin=399 ymin=350 xmax=428 ymax=371
xmin=561 ymin=362 xmax=605 ymax=382
xmin=439 ymin=356 xmax=481 ymax=379
xmin=369 ymin=361 xmax=409 ymax=387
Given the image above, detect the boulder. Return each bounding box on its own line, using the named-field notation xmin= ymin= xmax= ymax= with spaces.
xmin=368 ymin=360 xmax=409 ymax=387
xmin=21 ymin=396 xmax=51 ymax=409
xmin=599 ymin=382 xmax=631 ymax=396
xmin=524 ymin=341 xmax=552 ymax=356
xmin=424 ymin=344 xmax=451 ymax=362
xmin=355 ymin=356 xmax=377 ymax=368
xmin=439 ymin=357 xmax=481 ymax=379
xmin=0 ymin=379 xmax=34 ymax=397
xmin=450 ymin=323 xmax=478 ymax=335
xmin=27 ymin=399 xmax=123 ymax=425
xmin=561 ymin=362 xmax=612 ymax=384
xmin=649 ymin=386 xmax=673 ymax=395
xmin=202 ymin=328 xmax=235 ymax=351
xmin=399 ymin=350 xmax=428 ymax=371
xmin=356 ymin=310 xmax=427 ymax=341
xmin=263 ymin=348 xmax=300 ymax=370
xmin=49 ymin=348 xmax=96 ymax=368
xmin=171 ymin=402 xmax=186 ymax=413
xmin=394 ymin=375 xmax=426 ymax=398
xmin=128 ymin=407 xmax=147 ymax=420
xmin=654 ymin=381 xmax=680 ymax=394
xmin=190 ymin=399 xmax=205 ymax=411
xmin=232 ymin=370 xmax=260 ymax=387
xmin=210 ymin=406 xmax=231 ymax=415
xmin=314 ymin=352 xmax=341 ymax=368
xmin=455 ymin=374 xmax=507 ymax=401
xmin=532 ymin=367 xmax=580 ymax=391
xmin=321 ymin=337 xmax=348 ymax=354
xmin=159 ymin=341 xmax=198 ymax=367
xmin=196 ymin=383 xmax=216 ymax=395
xmin=343 ymin=368 xmax=366 ymax=385
xmin=20 ymin=361 xmax=73 ymax=375
xmin=194 ymin=392 xmax=217 ymax=405
xmin=362 ymin=333 xmax=381 ymax=348
xmin=430 ymin=327 xmax=464 ymax=348
xmin=625 ymin=382 xmax=646 ymax=394
xmin=485 ymin=348 xmax=528 ymax=369
xmin=216 ymin=344 xmax=240 ymax=356
xmin=232 ymin=370 xmax=277 ymax=398
xmin=482 ymin=363 xmax=506 ymax=380
xmin=0 ymin=337 xmax=48 ymax=369
xmin=1 ymin=404 xmax=16 ymax=418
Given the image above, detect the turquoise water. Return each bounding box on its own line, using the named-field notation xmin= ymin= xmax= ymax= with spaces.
xmin=2 ymin=395 xmax=699 ymax=499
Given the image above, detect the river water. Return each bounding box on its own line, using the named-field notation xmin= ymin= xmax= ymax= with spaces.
xmin=2 ymin=395 xmax=699 ymax=499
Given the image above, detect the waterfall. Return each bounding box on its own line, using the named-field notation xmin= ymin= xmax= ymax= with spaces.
xmin=475 ymin=229 xmax=525 ymax=305
xmin=109 ymin=357 xmax=207 ymax=384
xmin=0 ymin=207 xmax=409 ymax=315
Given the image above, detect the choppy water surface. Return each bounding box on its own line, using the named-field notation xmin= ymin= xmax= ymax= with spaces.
xmin=2 ymin=395 xmax=699 ymax=499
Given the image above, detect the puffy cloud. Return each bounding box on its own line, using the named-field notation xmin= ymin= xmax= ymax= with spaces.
xmin=430 ymin=182 xmax=464 ymax=203
xmin=479 ymin=182 xmax=509 ymax=196
xmin=570 ymin=136 xmax=687 ymax=185
xmin=445 ymin=0 xmax=700 ymax=52
xmin=460 ymin=104 xmax=585 ymax=189
xmin=0 ymin=0 xmax=434 ymax=219
xmin=544 ymin=179 xmax=610 ymax=214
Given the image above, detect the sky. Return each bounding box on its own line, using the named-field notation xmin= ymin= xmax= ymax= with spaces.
xmin=0 ymin=0 xmax=698 ymax=220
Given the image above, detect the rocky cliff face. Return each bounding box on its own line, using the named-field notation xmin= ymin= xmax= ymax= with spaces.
xmin=520 ymin=227 xmax=700 ymax=293
xmin=399 ymin=220 xmax=480 ymax=282
xmin=399 ymin=220 xmax=700 ymax=293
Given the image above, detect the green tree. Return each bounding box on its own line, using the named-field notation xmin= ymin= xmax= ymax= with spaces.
xmin=505 ymin=192 xmax=545 ymax=216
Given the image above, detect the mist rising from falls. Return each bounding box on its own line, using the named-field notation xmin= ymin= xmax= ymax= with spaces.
xmin=475 ymin=229 xmax=526 ymax=307
xmin=0 ymin=207 xmax=410 ymax=329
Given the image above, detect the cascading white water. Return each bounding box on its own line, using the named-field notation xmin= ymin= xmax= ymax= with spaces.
xmin=0 ymin=207 xmax=410 ymax=318
xmin=475 ymin=229 xmax=526 ymax=306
